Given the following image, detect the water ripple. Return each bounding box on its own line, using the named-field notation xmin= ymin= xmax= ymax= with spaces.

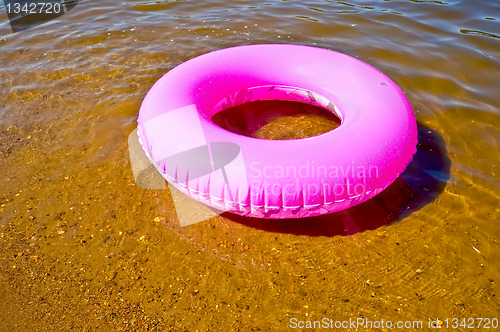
xmin=460 ymin=29 xmax=500 ymax=40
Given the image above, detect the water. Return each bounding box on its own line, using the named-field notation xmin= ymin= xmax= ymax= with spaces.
xmin=1 ymin=0 xmax=499 ymax=330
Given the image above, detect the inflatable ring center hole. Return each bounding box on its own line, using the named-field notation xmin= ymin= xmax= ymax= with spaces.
xmin=211 ymin=86 xmax=342 ymax=140
xmin=212 ymin=100 xmax=341 ymax=140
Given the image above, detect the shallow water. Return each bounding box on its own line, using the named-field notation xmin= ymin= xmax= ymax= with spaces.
xmin=1 ymin=0 xmax=499 ymax=331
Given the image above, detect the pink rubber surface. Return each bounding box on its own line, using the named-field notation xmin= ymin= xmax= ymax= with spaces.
xmin=137 ymin=44 xmax=418 ymax=219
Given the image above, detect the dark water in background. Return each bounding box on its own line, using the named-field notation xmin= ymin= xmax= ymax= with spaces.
xmin=1 ymin=0 xmax=499 ymax=330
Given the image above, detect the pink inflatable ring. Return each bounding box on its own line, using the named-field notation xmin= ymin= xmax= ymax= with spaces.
xmin=137 ymin=44 xmax=417 ymax=219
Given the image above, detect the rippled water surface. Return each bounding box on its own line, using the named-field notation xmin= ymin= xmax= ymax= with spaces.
xmin=1 ymin=0 xmax=499 ymax=330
